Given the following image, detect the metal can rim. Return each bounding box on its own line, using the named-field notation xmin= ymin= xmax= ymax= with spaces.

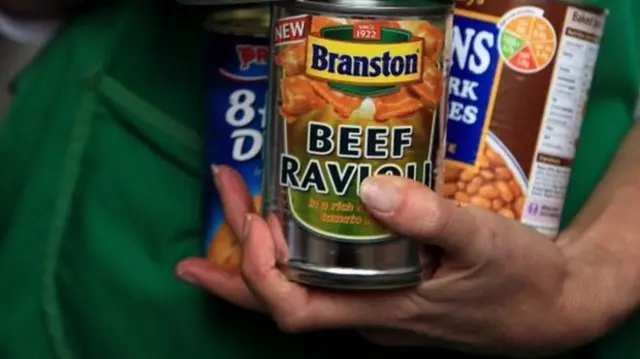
xmin=277 ymin=0 xmax=453 ymax=16
xmin=204 ymin=7 xmax=271 ymax=35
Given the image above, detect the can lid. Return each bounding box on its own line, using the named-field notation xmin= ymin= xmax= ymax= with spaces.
xmin=204 ymin=7 xmax=271 ymax=35
xmin=284 ymin=0 xmax=454 ymax=15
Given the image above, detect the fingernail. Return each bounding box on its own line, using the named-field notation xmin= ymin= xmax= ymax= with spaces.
xmin=243 ymin=214 xmax=252 ymax=240
xmin=176 ymin=269 xmax=199 ymax=285
xmin=360 ymin=176 xmax=406 ymax=214
xmin=211 ymin=164 xmax=221 ymax=189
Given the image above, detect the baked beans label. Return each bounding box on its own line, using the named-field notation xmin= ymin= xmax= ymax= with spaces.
xmin=445 ymin=13 xmax=501 ymax=168
xmin=273 ymin=14 xmax=446 ymax=242
xmin=444 ymin=2 xmax=605 ymax=236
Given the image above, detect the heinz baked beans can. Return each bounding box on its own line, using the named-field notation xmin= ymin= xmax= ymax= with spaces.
xmin=262 ymin=0 xmax=453 ymax=290
xmin=203 ymin=8 xmax=270 ymax=269
xmin=443 ymin=0 xmax=607 ymax=237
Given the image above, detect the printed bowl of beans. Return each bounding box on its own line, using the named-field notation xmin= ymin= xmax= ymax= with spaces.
xmin=442 ymin=133 xmax=527 ymax=220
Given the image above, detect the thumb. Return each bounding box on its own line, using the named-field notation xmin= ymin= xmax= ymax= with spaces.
xmin=359 ymin=176 xmax=530 ymax=261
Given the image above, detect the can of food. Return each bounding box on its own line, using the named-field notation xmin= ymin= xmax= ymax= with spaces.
xmin=262 ymin=0 xmax=453 ymax=290
xmin=442 ymin=0 xmax=607 ymax=237
xmin=203 ymin=7 xmax=270 ymax=269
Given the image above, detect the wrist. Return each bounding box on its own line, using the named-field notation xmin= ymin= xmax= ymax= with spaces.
xmin=556 ymin=236 xmax=640 ymax=346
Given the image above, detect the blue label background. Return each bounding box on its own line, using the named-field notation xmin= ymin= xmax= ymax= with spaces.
xmin=446 ymin=14 xmax=500 ymax=166
xmin=204 ymin=31 xmax=269 ymax=251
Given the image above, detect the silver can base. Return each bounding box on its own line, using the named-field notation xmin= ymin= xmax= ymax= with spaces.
xmin=279 ymin=261 xmax=422 ymax=291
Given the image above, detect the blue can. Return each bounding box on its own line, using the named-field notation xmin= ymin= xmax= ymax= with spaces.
xmin=203 ymin=8 xmax=270 ymax=269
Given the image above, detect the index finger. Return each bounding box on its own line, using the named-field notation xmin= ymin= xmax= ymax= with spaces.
xmin=176 ymin=258 xmax=264 ymax=311
xmin=214 ymin=165 xmax=257 ymax=239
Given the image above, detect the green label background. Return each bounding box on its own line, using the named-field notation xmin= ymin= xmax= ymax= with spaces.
xmin=284 ymin=106 xmax=436 ymax=242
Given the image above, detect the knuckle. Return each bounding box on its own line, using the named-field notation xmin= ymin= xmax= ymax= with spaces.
xmin=240 ymin=250 xmax=260 ymax=284
xmin=425 ymin=202 xmax=451 ymax=237
xmin=404 ymin=200 xmax=452 ymax=240
xmin=273 ymin=311 xmax=308 ymax=333
xmin=399 ymin=186 xmax=451 ymax=237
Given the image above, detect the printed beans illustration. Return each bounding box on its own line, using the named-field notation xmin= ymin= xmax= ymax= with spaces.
xmin=443 ymin=144 xmax=525 ymax=220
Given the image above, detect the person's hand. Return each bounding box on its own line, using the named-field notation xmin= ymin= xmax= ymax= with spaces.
xmin=176 ymin=165 xmax=611 ymax=357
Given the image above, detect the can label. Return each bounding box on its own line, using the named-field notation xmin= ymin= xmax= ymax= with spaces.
xmin=272 ymin=15 xmax=446 ymax=242
xmin=204 ymin=29 xmax=268 ymax=268
xmin=444 ymin=1 xmax=606 ymax=236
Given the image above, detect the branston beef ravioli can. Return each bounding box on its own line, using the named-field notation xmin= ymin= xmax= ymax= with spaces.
xmin=443 ymin=0 xmax=607 ymax=236
xmin=262 ymin=0 xmax=454 ymax=290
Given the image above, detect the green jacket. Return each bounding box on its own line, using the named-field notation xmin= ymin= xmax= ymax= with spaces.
xmin=0 ymin=1 xmax=637 ymax=359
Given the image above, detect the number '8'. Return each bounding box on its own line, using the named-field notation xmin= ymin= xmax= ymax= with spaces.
xmin=224 ymin=88 xmax=267 ymax=162
xmin=226 ymin=89 xmax=264 ymax=127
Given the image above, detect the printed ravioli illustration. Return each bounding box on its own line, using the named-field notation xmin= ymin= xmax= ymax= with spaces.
xmin=274 ymin=15 xmax=445 ymax=242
